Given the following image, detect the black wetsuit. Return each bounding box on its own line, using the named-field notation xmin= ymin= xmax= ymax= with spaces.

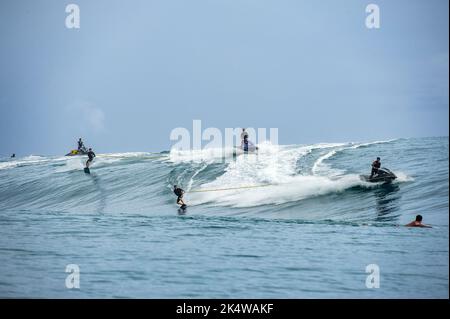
xmin=78 ymin=140 xmax=84 ymax=151
xmin=371 ymin=160 xmax=381 ymax=177
xmin=174 ymin=188 xmax=184 ymax=204
xmin=86 ymin=150 xmax=96 ymax=167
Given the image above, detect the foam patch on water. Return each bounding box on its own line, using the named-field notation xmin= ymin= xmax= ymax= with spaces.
xmin=54 ymin=157 xmax=85 ymax=172
xmin=0 ymin=161 xmax=19 ymax=170
xmin=0 ymin=155 xmax=50 ymax=170
xmin=394 ymin=171 xmax=414 ymax=182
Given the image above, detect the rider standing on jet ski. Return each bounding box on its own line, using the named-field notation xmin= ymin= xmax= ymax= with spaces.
xmin=241 ymin=128 xmax=249 ymax=141
xmin=78 ymin=138 xmax=86 ymax=152
xmin=370 ymin=157 xmax=381 ymax=178
xmin=241 ymin=135 xmax=256 ymax=152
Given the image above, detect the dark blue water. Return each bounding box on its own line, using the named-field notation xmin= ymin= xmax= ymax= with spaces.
xmin=0 ymin=137 xmax=448 ymax=298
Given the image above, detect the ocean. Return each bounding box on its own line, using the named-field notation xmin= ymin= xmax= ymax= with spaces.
xmin=0 ymin=137 xmax=448 ymax=298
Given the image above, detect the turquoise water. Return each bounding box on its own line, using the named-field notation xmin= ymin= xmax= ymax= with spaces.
xmin=0 ymin=137 xmax=448 ymax=298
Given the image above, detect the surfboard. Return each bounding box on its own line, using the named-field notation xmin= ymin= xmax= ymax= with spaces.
xmin=84 ymin=167 xmax=90 ymax=174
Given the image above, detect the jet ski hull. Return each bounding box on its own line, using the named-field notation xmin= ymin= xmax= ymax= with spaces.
xmin=359 ymin=175 xmax=396 ymax=183
xmin=360 ymin=167 xmax=397 ymax=183
xmin=65 ymin=150 xmax=88 ymax=156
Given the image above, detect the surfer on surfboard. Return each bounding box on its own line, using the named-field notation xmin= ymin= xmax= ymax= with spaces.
xmin=85 ymin=148 xmax=96 ymax=171
xmin=173 ymin=185 xmax=187 ymax=209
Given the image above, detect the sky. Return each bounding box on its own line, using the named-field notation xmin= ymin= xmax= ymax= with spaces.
xmin=0 ymin=0 xmax=448 ymax=155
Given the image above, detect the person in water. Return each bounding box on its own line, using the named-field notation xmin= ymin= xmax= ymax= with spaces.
xmin=405 ymin=215 xmax=432 ymax=228
xmin=173 ymin=185 xmax=186 ymax=206
xmin=78 ymin=138 xmax=86 ymax=152
xmin=85 ymin=148 xmax=96 ymax=168
xmin=11 ymin=153 xmax=15 ymax=158
xmin=370 ymin=157 xmax=381 ymax=178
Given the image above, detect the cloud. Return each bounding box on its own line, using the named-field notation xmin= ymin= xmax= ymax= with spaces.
xmin=66 ymin=101 xmax=106 ymax=132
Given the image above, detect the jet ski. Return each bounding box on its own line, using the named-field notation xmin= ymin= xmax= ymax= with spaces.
xmin=65 ymin=149 xmax=88 ymax=156
xmin=360 ymin=167 xmax=397 ymax=183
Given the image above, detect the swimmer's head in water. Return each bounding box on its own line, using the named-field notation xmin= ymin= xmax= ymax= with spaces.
xmin=416 ymin=215 xmax=423 ymax=222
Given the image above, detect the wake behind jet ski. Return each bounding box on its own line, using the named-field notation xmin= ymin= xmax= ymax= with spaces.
xmin=360 ymin=167 xmax=397 ymax=183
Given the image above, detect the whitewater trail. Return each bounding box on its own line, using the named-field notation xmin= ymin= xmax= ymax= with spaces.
xmin=185 ymin=140 xmax=406 ymax=208
xmin=184 ymin=144 xmax=359 ymax=207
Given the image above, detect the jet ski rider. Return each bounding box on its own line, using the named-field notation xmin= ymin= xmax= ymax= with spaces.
xmin=240 ymin=128 xmax=249 ymax=141
xmin=370 ymin=157 xmax=381 ymax=178
xmin=78 ymin=138 xmax=86 ymax=152
xmin=242 ymin=135 xmax=251 ymax=152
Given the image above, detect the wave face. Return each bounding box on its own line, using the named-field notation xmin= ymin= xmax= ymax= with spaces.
xmin=0 ymin=138 xmax=448 ymax=221
xmin=0 ymin=137 xmax=448 ymax=298
xmin=0 ymin=138 xmax=436 ymax=221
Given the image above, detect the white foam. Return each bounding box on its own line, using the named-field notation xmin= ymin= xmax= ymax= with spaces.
xmin=186 ymin=163 xmax=209 ymax=191
xmin=189 ymin=174 xmax=369 ymax=208
xmin=186 ymin=139 xmax=401 ymax=208
xmin=394 ymin=171 xmax=414 ymax=182
xmin=22 ymin=155 xmax=46 ymax=160
xmin=0 ymin=161 xmax=19 ymax=170
xmin=312 ymin=149 xmax=340 ymax=176
xmin=169 ymin=146 xmax=238 ymax=163
xmin=350 ymin=138 xmax=398 ymax=149
xmin=0 ymin=155 xmax=50 ymax=170
xmin=55 ymin=157 xmax=85 ymax=173
xmin=54 ymin=153 xmax=131 ymax=172
xmin=100 ymin=152 xmax=161 ymax=158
